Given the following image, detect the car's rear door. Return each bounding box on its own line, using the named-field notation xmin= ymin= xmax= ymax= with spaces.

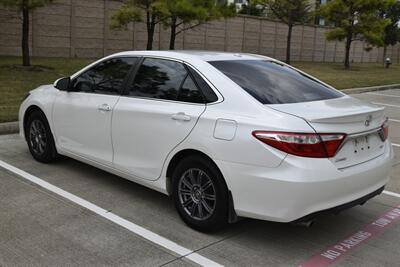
xmin=52 ymin=57 xmax=138 ymax=166
xmin=112 ymin=57 xmax=211 ymax=181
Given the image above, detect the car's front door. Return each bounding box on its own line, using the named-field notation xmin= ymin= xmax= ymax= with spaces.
xmin=112 ymin=58 xmax=210 ymax=180
xmin=52 ymin=57 xmax=137 ymax=166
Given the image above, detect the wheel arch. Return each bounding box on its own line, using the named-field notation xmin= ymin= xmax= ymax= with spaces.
xmin=166 ymin=149 xmax=218 ymax=194
xmin=23 ymin=105 xmax=45 ymax=141
xmin=165 ymin=148 xmax=238 ymax=223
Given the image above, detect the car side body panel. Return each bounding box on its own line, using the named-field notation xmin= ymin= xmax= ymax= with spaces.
xmin=53 ymin=91 xmax=120 ymax=166
xmin=111 ymin=96 xmax=206 ymax=181
xmin=19 ymin=85 xmax=59 ymax=141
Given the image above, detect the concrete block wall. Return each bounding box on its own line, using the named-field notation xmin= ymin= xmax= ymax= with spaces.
xmin=1 ymin=0 xmax=400 ymax=63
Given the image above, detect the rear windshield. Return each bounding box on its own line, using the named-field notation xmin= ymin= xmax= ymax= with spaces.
xmin=208 ymin=60 xmax=342 ymax=104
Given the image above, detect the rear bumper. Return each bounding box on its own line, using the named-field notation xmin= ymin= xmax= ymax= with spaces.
xmin=216 ymin=141 xmax=394 ymax=222
xmin=293 ymin=186 xmax=384 ymax=223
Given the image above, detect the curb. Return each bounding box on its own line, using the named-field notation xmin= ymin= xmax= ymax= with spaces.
xmin=342 ymin=84 xmax=400 ymax=94
xmin=0 ymin=121 xmax=19 ymax=136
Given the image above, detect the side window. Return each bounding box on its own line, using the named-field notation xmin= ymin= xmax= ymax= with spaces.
xmin=187 ymin=67 xmax=218 ymax=103
xmin=177 ymin=75 xmax=204 ymax=104
xmin=128 ymin=58 xmax=187 ymax=101
xmin=71 ymin=57 xmax=137 ymax=95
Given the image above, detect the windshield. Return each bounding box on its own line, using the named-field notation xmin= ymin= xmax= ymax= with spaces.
xmin=208 ymin=60 xmax=342 ymax=104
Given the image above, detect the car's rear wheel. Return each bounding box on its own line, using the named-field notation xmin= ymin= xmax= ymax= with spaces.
xmin=26 ymin=110 xmax=58 ymax=163
xmin=172 ymin=155 xmax=228 ymax=232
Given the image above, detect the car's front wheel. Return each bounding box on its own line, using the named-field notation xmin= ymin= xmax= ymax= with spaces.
xmin=172 ymin=155 xmax=229 ymax=232
xmin=25 ymin=110 xmax=58 ymax=163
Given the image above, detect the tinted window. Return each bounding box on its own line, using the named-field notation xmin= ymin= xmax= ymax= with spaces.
xmin=71 ymin=57 xmax=137 ymax=95
xmin=128 ymin=58 xmax=187 ymax=101
xmin=187 ymin=67 xmax=218 ymax=103
xmin=209 ymin=60 xmax=342 ymax=104
xmin=178 ymin=75 xmax=204 ymax=103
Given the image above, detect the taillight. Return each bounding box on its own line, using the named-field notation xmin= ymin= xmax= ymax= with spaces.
xmin=252 ymin=131 xmax=346 ymax=158
xmin=380 ymin=118 xmax=389 ymax=141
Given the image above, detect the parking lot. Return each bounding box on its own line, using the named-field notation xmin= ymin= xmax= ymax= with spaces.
xmin=0 ymin=89 xmax=399 ymax=267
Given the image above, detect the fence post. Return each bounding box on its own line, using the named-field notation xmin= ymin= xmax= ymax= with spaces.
xmin=273 ymin=21 xmax=277 ymax=58
xmin=158 ymin=23 xmax=161 ymax=50
xmin=299 ymin=25 xmax=304 ymax=61
xmin=70 ymin=0 xmax=75 ymax=57
xmin=258 ymin=18 xmax=262 ymax=54
xmin=203 ymin=21 xmax=207 ymax=50
xmin=31 ymin=9 xmax=35 ymax=57
xmin=322 ymin=28 xmax=327 ymax=62
xmin=103 ymin=0 xmax=107 ymax=56
xmin=241 ymin=16 xmax=246 ymax=52
xmin=224 ymin=19 xmax=228 ymax=52
xmin=182 ymin=24 xmax=185 ymax=50
xmin=312 ymin=26 xmax=317 ymax=61
xmin=333 ymin=41 xmax=337 ymax=62
xmin=361 ymin=41 xmax=365 ymax=63
xmin=131 ymin=22 xmax=136 ymax=50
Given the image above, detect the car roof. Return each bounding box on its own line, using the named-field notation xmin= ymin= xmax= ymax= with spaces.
xmin=111 ymin=50 xmax=273 ymax=62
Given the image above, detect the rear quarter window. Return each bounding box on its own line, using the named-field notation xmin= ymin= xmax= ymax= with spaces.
xmin=208 ymin=60 xmax=342 ymax=104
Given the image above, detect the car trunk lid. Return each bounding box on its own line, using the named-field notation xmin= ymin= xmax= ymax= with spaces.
xmin=267 ymin=96 xmax=387 ymax=168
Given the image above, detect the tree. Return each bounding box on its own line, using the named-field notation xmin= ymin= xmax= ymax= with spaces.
xmin=318 ymin=0 xmax=393 ymax=69
xmin=262 ymin=0 xmax=312 ymax=64
xmin=111 ymin=0 xmax=165 ymax=50
xmin=380 ymin=1 xmax=400 ymax=64
xmin=157 ymin=0 xmax=236 ymax=50
xmin=0 ymin=0 xmax=53 ymax=66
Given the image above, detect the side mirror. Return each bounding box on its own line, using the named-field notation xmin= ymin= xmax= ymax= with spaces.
xmin=54 ymin=77 xmax=71 ymax=91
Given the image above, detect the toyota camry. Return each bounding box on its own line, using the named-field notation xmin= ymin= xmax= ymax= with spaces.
xmin=19 ymin=51 xmax=394 ymax=231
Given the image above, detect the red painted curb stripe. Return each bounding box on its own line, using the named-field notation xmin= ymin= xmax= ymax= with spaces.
xmin=298 ymin=205 xmax=400 ymax=267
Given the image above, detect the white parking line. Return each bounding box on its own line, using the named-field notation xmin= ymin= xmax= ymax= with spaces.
xmin=390 ymin=119 xmax=400 ymax=123
xmin=393 ymin=143 xmax=400 ymax=148
xmin=372 ymin=102 xmax=400 ymax=108
xmin=0 ymin=159 xmax=222 ymax=267
xmin=383 ymin=190 xmax=400 ymax=198
xmin=367 ymin=92 xmax=400 ymax=98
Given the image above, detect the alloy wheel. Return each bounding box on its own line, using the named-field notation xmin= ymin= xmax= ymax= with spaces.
xmin=178 ymin=168 xmax=217 ymax=221
xmin=29 ymin=119 xmax=47 ymax=155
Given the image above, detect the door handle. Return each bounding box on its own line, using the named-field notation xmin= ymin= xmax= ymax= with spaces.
xmin=171 ymin=112 xmax=191 ymax=122
xmin=98 ymin=103 xmax=112 ymax=112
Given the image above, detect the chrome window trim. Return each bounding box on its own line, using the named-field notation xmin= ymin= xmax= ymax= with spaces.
xmin=119 ymin=94 xmax=207 ymax=107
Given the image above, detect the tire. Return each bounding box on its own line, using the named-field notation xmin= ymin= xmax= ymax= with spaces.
xmin=172 ymin=155 xmax=229 ymax=232
xmin=25 ymin=110 xmax=59 ymax=163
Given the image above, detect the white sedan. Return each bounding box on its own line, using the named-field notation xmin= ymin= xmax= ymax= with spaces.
xmin=19 ymin=51 xmax=394 ymax=231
